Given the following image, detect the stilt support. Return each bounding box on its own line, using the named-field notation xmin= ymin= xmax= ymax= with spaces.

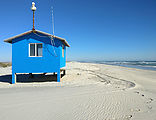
xmin=57 ymin=70 xmax=60 ymax=82
xmin=63 ymin=70 xmax=66 ymax=75
xmin=12 ymin=73 xmax=16 ymax=84
xmin=43 ymin=73 xmax=47 ymax=75
xmin=29 ymin=73 xmax=33 ymax=78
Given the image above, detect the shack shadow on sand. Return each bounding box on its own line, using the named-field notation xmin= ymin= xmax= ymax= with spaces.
xmin=0 ymin=73 xmax=65 ymax=84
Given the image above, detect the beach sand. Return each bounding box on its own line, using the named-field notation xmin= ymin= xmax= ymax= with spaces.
xmin=0 ymin=62 xmax=156 ymax=120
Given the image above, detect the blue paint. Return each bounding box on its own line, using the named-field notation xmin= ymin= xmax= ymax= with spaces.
xmin=6 ymin=31 xmax=69 ymax=84
xmin=12 ymin=74 xmax=15 ymax=84
xmin=57 ymin=70 xmax=60 ymax=82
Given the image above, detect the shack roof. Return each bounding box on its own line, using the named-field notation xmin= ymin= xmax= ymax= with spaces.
xmin=4 ymin=30 xmax=70 ymax=47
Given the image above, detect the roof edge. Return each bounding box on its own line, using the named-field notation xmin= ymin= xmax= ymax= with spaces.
xmin=4 ymin=30 xmax=70 ymax=47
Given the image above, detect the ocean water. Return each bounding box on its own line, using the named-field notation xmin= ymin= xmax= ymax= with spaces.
xmin=98 ymin=61 xmax=156 ymax=71
xmin=79 ymin=61 xmax=156 ymax=71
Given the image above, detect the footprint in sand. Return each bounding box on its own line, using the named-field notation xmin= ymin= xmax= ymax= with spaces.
xmin=134 ymin=91 xmax=154 ymax=103
xmin=146 ymin=98 xmax=154 ymax=103
xmin=142 ymin=94 xmax=144 ymax=97
xmin=134 ymin=91 xmax=139 ymax=94
xmin=126 ymin=115 xmax=132 ymax=119
xmin=130 ymin=108 xmax=141 ymax=112
xmin=135 ymin=92 xmax=154 ymax=104
xmin=134 ymin=91 xmax=145 ymax=97
xmin=148 ymin=106 xmax=152 ymax=109
xmin=149 ymin=98 xmax=154 ymax=101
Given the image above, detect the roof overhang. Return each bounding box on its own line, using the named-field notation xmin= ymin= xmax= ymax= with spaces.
xmin=4 ymin=30 xmax=70 ymax=47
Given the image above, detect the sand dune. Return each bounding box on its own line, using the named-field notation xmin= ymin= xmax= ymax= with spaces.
xmin=0 ymin=62 xmax=156 ymax=120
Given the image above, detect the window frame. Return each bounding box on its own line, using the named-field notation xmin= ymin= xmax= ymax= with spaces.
xmin=62 ymin=44 xmax=65 ymax=58
xmin=29 ymin=43 xmax=43 ymax=57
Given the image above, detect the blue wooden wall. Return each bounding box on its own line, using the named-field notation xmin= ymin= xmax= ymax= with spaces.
xmin=12 ymin=32 xmax=66 ymax=76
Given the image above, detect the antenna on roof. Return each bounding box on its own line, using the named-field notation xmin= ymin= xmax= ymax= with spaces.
xmin=31 ymin=2 xmax=37 ymax=31
xmin=50 ymin=0 xmax=57 ymax=57
xmin=51 ymin=6 xmax=55 ymax=35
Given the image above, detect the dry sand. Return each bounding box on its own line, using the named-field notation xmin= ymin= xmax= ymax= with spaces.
xmin=0 ymin=62 xmax=156 ymax=120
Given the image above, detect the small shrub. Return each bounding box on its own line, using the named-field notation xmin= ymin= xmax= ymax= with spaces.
xmin=0 ymin=62 xmax=12 ymax=68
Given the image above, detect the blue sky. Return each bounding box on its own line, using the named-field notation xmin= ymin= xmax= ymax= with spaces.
xmin=0 ymin=0 xmax=156 ymax=62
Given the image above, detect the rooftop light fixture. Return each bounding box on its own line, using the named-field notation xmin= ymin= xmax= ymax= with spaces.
xmin=31 ymin=2 xmax=36 ymax=30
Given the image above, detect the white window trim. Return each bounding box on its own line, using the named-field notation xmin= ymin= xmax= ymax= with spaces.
xmin=29 ymin=43 xmax=43 ymax=57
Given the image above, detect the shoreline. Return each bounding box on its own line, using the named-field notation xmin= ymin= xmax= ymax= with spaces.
xmin=77 ymin=61 xmax=156 ymax=71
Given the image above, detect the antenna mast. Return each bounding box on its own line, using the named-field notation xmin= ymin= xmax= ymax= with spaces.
xmin=51 ymin=6 xmax=55 ymax=35
xmin=31 ymin=2 xmax=37 ymax=30
xmin=50 ymin=0 xmax=57 ymax=57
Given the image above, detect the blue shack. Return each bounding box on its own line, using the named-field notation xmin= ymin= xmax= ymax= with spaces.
xmin=4 ymin=30 xmax=70 ymax=84
xmin=4 ymin=2 xmax=70 ymax=84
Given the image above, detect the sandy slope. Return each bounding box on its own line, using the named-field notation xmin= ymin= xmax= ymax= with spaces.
xmin=0 ymin=62 xmax=156 ymax=120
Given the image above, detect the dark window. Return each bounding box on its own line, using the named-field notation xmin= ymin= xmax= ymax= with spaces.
xmin=30 ymin=44 xmax=35 ymax=56
xmin=37 ymin=44 xmax=42 ymax=56
xmin=29 ymin=43 xmax=43 ymax=57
